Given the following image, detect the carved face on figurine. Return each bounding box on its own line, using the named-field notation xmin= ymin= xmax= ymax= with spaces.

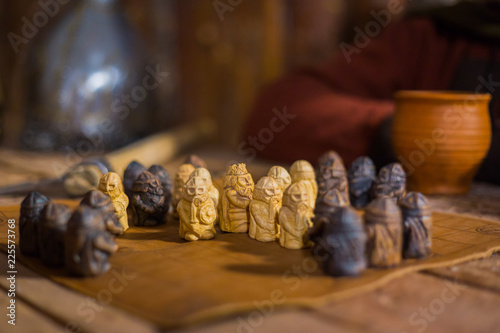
xmin=317 ymin=150 xmax=343 ymax=170
xmin=183 ymin=176 xmax=209 ymax=203
xmin=267 ymin=166 xmax=291 ymax=192
xmin=224 ymin=164 xmax=254 ymax=198
xmin=283 ymin=181 xmax=310 ymax=212
xmin=99 ymin=172 xmax=124 ymax=199
xmin=190 ymin=168 xmax=213 ymax=186
xmin=374 ymin=163 xmax=406 ymax=200
xmin=148 ymin=165 xmax=173 ymax=194
xmin=253 ymin=177 xmax=281 ymax=205
xmin=348 ymin=157 xmax=376 ymax=196
xmin=123 ymin=161 xmax=147 ymax=197
xmin=133 ymin=171 xmax=164 ymax=204
xmin=175 ymin=164 xmax=196 ymax=190
xmin=313 ymin=188 xmax=349 ymax=226
xmin=290 ymin=160 xmax=315 ymax=182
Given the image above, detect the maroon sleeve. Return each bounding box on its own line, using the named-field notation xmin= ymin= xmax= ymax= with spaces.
xmin=243 ymin=18 xmax=464 ymax=166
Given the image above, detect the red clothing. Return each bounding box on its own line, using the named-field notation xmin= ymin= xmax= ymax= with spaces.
xmin=244 ymin=18 xmax=496 ymax=166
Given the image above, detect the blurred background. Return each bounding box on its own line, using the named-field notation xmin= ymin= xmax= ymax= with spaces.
xmin=0 ymin=0 xmax=458 ymax=152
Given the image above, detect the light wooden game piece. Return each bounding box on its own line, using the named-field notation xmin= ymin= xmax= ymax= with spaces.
xmin=290 ymin=160 xmax=317 ymax=209
xmin=131 ymin=171 xmax=168 ymax=226
xmin=19 ymin=191 xmax=50 ymax=257
xmin=62 ymin=158 xmax=112 ymax=197
xmin=267 ymin=166 xmax=291 ymax=193
xmin=365 ymin=197 xmax=403 ymax=268
xmin=177 ymin=176 xmax=217 ymax=241
xmin=38 ymin=202 xmax=72 ymax=267
xmin=279 ymin=180 xmax=313 ymax=249
xmin=189 ymin=167 xmax=219 ymax=209
xmin=348 ymin=156 xmax=376 ymax=208
xmin=316 ymin=152 xmax=349 ymax=203
xmin=123 ymin=161 xmax=147 ymax=199
xmin=249 ymin=177 xmax=281 ymax=242
xmin=399 ymin=192 xmax=432 ymax=259
xmin=66 ymin=206 xmax=118 ymax=277
xmin=220 ymin=163 xmax=254 ymax=233
xmin=99 ymin=172 xmax=129 ymax=232
xmin=80 ymin=190 xmax=124 ymax=235
xmin=172 ymin=164 xmax=196 ymax=218
xmin=373 ymin=163 xmax=406 ymax=201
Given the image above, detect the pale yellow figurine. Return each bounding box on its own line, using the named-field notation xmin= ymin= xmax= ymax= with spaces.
xmin=98 ymin=172 xmax=129 ymax=232
xmin=220 ymin=163 xmax=254 ymax=233
xmin=290 ymin=160 xmax=317 ymax=208
xmin=177 ymin=176 xmax=217 ymax=241
xmin=189 ymin=168 xmax=219 ymax=209
xmin=267 ymin=166 xmax=291 ymax=193
xmin=172 ymin=164 xmax=196 ymax=218
xmin=249 ymin=177 xmax=281 ymax=242
xmin=279 ymin=181 xmax=314 ymax=249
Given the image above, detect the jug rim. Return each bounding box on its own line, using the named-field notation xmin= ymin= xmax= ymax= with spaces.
xmin=395 ymin=90 xmax=491 ymax=102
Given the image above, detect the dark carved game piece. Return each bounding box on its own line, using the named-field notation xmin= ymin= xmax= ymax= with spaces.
xmin=131 ymin=171 xmax=168 ymax=226
xmin=38 ymin=202 xmax=72 ymax=267
xmin=148 ymin=164 xmax=173 ymax=205
xmin=399 ymin=192 xmax=432 ymax=259
xmin=313 ymin=207 xmax=367 ymax=277
xmin=348 ymin=156 xmax=376 ymax=208
xmin=373 ymin=163 xmax=406 ymax=201
xmin=80 ymin=190 xmax=124 ymax=235
xmin=184 ymin=154 xmax=208 ymax=169
xmin=62 ymin=158 xmax=113 ymax=197
xmin=19 ymin=191 xmax=50 ymax=256
xmin=313 ymin=188 xmax=349 ymax=228
xmin=316 ymin=151 xmax=349 ymax=203
xmin=66 ymin=206 xmax=118 ymax=277
xmin=364 ymin=197 xmax=403 ymax=268
xmin=123 ymin=161 xmax=147 ymax=199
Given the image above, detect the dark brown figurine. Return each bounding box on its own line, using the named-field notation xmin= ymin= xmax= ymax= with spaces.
xmin=348 ymin=156 xmax=376 ymax=208
xmin=19 ymin=191 xmax=50 ymax=256
xmin=373 ymin=163 xmax=406 ymax=201
xmin=38 ymin=202 xmax=72 ymax=267
xmin=311 ymin=207 xmax=367 ymax=277
xmin=148 ymin=164 xmax=173 ymax=206
xmin=364 ymin=197 xmax=403 ymax=268
xmin=131 ymin=171 xmax=168 ymax=226
xmin=313 ymin=188 xmax=348 ymax=227
xmin=399 ymin=192 xmax=432 ymax=259
xmin=66 ymin=206 xmax=118 ymax=277
xmin=184 ymin=154 xmax=208 ymax=169
xmin=80 ymin=190 xmax=123 ymax=235
xmin=123 ymin=161 xmax=147 ymax=199
xmin=316 ymin=151 xmax=349 ymax=203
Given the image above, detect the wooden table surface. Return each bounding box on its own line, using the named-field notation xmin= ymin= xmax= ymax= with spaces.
xmin=0 ymin=147 xmax=499 ymax=333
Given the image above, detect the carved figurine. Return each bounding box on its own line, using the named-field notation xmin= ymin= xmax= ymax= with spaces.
xmin=19 ymin=191 xmax=50 ymax=256
xmin=290 ymin=160 xmax=318 ymax=208
xmin=177 ymin=176 xmax=217 ymax=241
xmin=348 ymin=156 xmax=376 ymax=208
xmin=312 ymin=207 xmax=367 ymax=277
xmin=312 ymin=188 xmax=349 ymax=228
xmin=131 ymin=171 xmax=168 ymax=226
xmin=249 ymin=177 xmax=281 ymax=242
xmin=189 ymin=168 xmax=219 ymax=209
xmin=38 ymin=202 xmax=72 ymax=267
xmin=63 ymin=158 xmax=113 ymax=197
xmin=184 ymin=154 xmax=208 ymax=169
xmin=148 ymin=164 xmax=173 ymax=206
xmin=373 ymin=163 xmax=406 ymax=201
xmin=220 ymin=163 xmax=254 ymax=233
xmin=267 ymin=166 xmax=291 ymax=193
xmin=123 ymin=161 xmax=147 ymax=199
xmin=399 ymin=192 xmax=432 ymax=259
xmin=364 ymin=197 xmax=403 ymax=268
xmin=279 ymin=181 xmax=314 ymax=249
xmin=172 ymin=164 xmax=196 ymax=219
xmin=98 ymin=172 xmax=129 ymax=232
xmin=316 ymin=151 xmax=349 ymax=203
xmin=80 ymin=190 xmax=123 ymax=235
xmin=66 ymin=206 xmax=118 ymax=277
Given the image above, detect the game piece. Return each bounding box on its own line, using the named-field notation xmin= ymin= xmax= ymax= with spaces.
xmin=123 ymin=161 xmax=147 ymax=199
xmin=316 ymin=152 xmax=349 ymax=203
xmin=62 ymin=158 xmax=113 ymax=197
xmin=189 ymin=167 xmax=219 ymax=209
xmin=177 ymin=175 xmax=217 ymax=241
xmin=348 ymin=156 xmax=376 ymax=208
xmin=38 ymin=202 xmax=72 ymax=267
xmin=399 ymin=192 xmax=432 ymax=259
xmin=290 ymin=160 xmax=318 ymax=208
xmin=66 ymin=206 xmax=118 ymax=277
xmin=19 ymin=191 xmax=50 ymax=256
xmin=373 ymin=163 xmax=406 ymax=201
xmin=184 ymin=154 xmax=208 ymax=169
xmin=249 ymin=177 xmax=281 ymax=242
xmin=267 ymin=166 xmax=291 ymax=193
xmin=80 ymin=190 xmax=123 ymax=235
xmin=313 ymin=188 xmax=349 ymax=227
xmin=364 ymin=197 xmax=403 ymax=268
xmin=220 ymin=163 xmax=254 ymax=233
xmin=279 ymin=181 xmax=314 ymax=249
xmin=99 ymin=172 xmax=129 ymax=232
xmin=172 ymin=164 xmax=196 ymax=218
xmin=313 ymin=207 xmax=367 ymax=277
xmin=131 ymin=171 xmax=168 ymax=226
xmin=148 ymin=164 xmax=173 ymax=205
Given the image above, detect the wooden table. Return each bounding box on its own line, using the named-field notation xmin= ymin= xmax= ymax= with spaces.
xmin=0 ymin=147 xmax=499 ymax=333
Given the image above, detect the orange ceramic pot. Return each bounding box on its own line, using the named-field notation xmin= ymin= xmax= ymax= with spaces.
xmin=392 ymin=91 xmax=492 ymax=194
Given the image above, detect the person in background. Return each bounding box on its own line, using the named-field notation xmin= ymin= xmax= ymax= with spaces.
xmin=244 ymin=0 xmax=500 ymax=183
